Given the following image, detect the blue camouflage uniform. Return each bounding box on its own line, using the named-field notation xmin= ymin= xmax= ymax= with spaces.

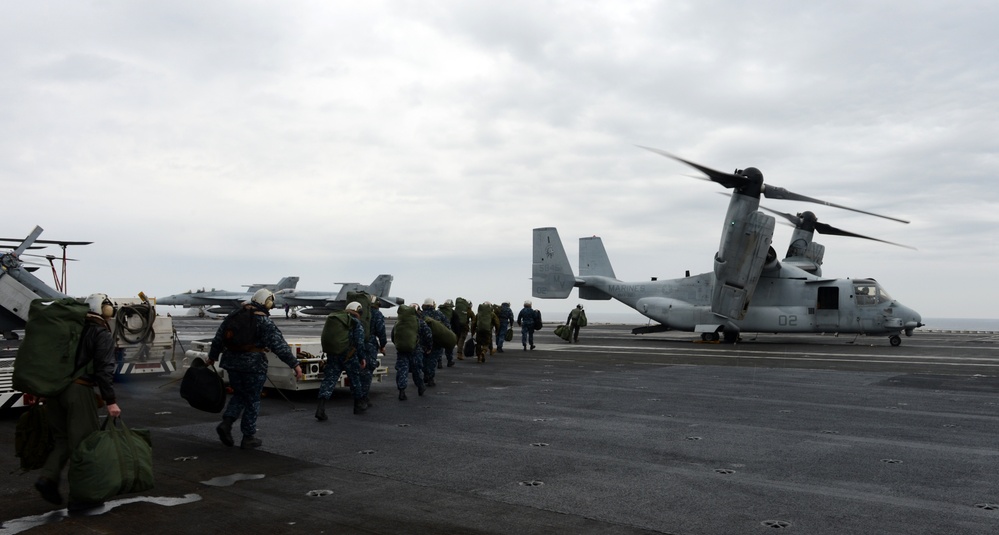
xmin=517 ymin=306 xmax=536 ymax=349
xmin=437 ymin=303 xmax=456 ymax=365
xmin=318 ymin=314 xmax=367 ymax=402
xmin=394 ymin=320 xmax=431 ymax=392
xmin=208 ymin=303 xmax=299 ymax=440
xmin=496 ymin=304 xmax=515 ymax=352
xmin=421 ymin=306 xmax=448 ymax=384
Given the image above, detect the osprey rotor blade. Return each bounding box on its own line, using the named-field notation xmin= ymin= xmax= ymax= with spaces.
xmin=759 ymin=205 xmax=916 ymax=250
xmin=640 ymin=147 xmax=911 ymax=224
xmin=636 ymin=145 xmax=749 ymax=189
xmin=762 ymin=185 xmax=910 ymax=224
xmin=811 ymin=221 xmax=916 ymax=250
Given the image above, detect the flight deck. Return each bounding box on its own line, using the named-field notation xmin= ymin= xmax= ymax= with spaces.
xmin=1 ymin=318 xmax=996 ymax=534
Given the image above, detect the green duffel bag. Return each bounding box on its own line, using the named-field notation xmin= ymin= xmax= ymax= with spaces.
xmin=426 ymin=318 xmax=457 ymax=350
xmin=69 ymin=418 xmax=154 ymax=503
xmin=14 ymin=298 xmax=90 ymax=397
xmin=554 ymin=324 xmax=572 ymax=341
xmin=393 ymin=305 xmax=419 ymax=353
xmin=504 ymin=328 xmax=514 ymax=342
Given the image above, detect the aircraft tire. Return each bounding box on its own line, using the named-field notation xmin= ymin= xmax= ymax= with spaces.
xmin=889 ymin=335 xmax=902 ymax=347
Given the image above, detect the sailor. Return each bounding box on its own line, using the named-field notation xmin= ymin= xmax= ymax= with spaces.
xmin=392 ymin=304 xmax=431 ymax=400
xmin=453 ymin=298 xmax=475 ymax=360
xmin=473 ymin=301 xmax=499 ymax=362
xmin=517 ymin=300 xmax=537 ymax=351
xmin=437 ymin=299 xmax=456 ymax=367
xmin=207 ymin=289 xmax=303 ymax=448
xmin=362 ymin=294 xmax=387 ymax=408
xmin=496 ymin=301 xmax=515 ymax=353
xmin=315 ymin=301 xmax=368 ymax=418
xmin=567 ymin=304 xmax=587 ymax=343
xmin=421 ymin=298 xmax=448 ymax=386
xmin=34 ymin=293 xmax=121 ymax=511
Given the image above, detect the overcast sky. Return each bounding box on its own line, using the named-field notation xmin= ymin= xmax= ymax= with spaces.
xmin=3 ymin=1 xmax=997 ymax=323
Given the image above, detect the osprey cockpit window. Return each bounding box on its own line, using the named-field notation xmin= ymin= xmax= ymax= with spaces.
xmin=853 ymin=281 xmax=891 ymax=306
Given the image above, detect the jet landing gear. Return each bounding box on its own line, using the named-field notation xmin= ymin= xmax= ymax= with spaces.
xmin=700 ymin=332 xmax=720 ymax=342
xmin=889 ymin=335 xmax=902 ymax=347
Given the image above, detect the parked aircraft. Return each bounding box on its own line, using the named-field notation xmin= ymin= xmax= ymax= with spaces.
xmin=155 ymin=276 xmax=300 ymax=316
xmin=276 ymin=274 xmax=404 ymax=315
xmin=0 ymin=227 xmax=71 ymax=339
xmin=532 ymin=149 xmax=923 ymax=346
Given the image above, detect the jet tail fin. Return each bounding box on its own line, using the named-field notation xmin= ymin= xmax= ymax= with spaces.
xmin=533 ymin=227 xmax=576 ymax=299
xmin=247 ymin=276 xmax=299 ymax=292
xmin=276 ymin=276 xmax=300 ymax=290
xmin=579 ymin=237 xmax=615 ymax=278
xmin=578 ymin=236 xmax=614 ymax=300
xmin=367 ymin=274 xmax=393 ymax=297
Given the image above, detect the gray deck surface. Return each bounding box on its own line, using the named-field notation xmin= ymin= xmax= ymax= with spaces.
xmin=2 ymin=319 xmax=997 ymax=534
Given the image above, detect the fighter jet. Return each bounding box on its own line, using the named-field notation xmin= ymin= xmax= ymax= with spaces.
xmin=276 ymin=274 xmax=404 ymax=315
xmin=155 ymin=276 xmax=299 ymax=316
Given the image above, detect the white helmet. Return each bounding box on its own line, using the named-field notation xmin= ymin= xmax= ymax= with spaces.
xmin=85 ymin=293 xmax=114 ymax=318
xmin=423 ymin=298 xmax=436 ymax=308
xmin=346 ymin=301 xmax=362 ymax=313
xmin=444 ymin=299 xmax=453 ymax=306
xmin=251 ymin=288 xmax=275 ymax=309
xmin=524 ymin=300 xmax=532 ymax=307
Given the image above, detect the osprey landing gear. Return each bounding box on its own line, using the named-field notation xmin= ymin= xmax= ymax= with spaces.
xmin=889 ymin=335 xmax=902 ymax=347
xmin=699 ymin=329 xmax=740 ymax=343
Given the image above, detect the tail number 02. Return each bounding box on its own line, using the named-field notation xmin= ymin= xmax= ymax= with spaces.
xmin=778 ymin=315 xmax=798 ymax=326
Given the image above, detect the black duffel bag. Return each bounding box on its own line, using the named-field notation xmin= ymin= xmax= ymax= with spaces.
xmin=180 ymin=360 xmax=226 ymax=413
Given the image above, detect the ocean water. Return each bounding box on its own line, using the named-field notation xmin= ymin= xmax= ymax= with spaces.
xmin=920 ymin=318 xmax=999 ymax=331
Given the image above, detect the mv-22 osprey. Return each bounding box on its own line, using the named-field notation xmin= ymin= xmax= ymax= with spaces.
xmin=533 ymin=148 xmax=923 ymax=346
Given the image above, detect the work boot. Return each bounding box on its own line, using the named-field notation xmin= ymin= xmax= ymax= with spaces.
xmin=457 ymin=355 xmax=465 ymax=360
xmin=427 ymin=379 xmax=436 ymax=387
xmin=418 ymin=384 xmax=426 ymax=396
xmin=240 ymin=435 xmax=262 ymax=450
xmin=315 ymin=399 xmax=328 ymax=421
xmin=447 ymin=360 xmax=455 ymax=367
xmin=353 ymin=399 xmax=367 ymax=415
xmin=363 ymin=395 xmax=373 ymax=409
xmin=437 ymin=361 xmax=442 ymax=369
xmin=216 ymin=417 xmax=235 ymax=446
xmin=523 ymin=344 xmax=527 ymax=351
xmin=530 ymin=344 xmax=536 ymax=350
xmin=34 ymin=477 xmax=62 ymax=505
xmin=490 ymin=348 xmax=495 ymax=355
xmin=498 ymin=347 xmax=504 ymax=353
xmin=399 ymin=389 xmax=407 ymax=401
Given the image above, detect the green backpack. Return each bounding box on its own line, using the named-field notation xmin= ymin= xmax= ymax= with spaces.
xmin=475 ymin=303 xmax=493 ymax=334
xmin=346 ymin=291 xmax=372 ymax=336
xmin=321 ymin=311 xmax=353 ymax=356
xmin=13 ymin=298 xmax=92 ymax=397
xmin=393 ymin=305 xmax=419 ymax=352
xmin=455 ymin=297 xmax=471 ymax=326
